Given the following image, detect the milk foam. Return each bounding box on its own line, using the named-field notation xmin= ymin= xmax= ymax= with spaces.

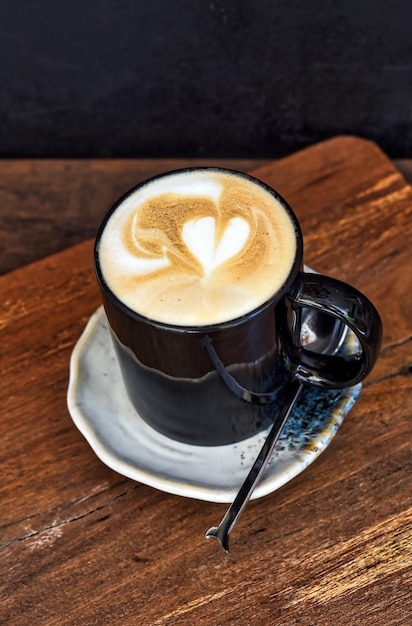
xmin=98 ymin=170 xmax=297 ymax=325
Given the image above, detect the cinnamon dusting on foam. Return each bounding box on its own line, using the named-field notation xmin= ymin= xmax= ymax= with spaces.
xmin=98 ymin=171 xmax=296 ymax=325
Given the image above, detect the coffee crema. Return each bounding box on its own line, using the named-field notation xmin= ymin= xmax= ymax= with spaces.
xmin=97 ymin=170 xmax=297 ymax=326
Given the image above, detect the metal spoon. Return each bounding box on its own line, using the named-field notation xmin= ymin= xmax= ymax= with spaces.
xmin=205 ymin=378 xmax=302 ymax=552
xmin=205 ymin=310 xmax=346 ymax=553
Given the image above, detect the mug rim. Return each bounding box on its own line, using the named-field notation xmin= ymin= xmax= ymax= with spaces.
xmin=94 ymin=167 xmax=303 ymax=334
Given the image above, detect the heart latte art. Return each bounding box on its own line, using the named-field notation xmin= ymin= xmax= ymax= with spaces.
xmin=98 ymin=170 xmax=297 ymax=325
xmin=181 ymin=216 xmax=250 ymax=277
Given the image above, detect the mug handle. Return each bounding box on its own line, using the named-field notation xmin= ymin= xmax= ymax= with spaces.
xmin=203 ymin=272 xmax=382 ymax=404
xmin=278 ymin=272 xmax=382 ymax=388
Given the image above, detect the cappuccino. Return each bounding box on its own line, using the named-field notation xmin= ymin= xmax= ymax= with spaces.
xmin=94 ymin=168 xmax=382 ymax=445
xmin=97 ymin=169 xmax=297 ymax=326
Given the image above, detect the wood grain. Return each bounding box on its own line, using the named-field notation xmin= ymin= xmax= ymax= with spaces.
xmin=0 ymin=137 xmax=411 ymax=625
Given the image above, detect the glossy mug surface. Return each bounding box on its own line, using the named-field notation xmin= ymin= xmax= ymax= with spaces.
xmin=94 ymin=168 xmax=382 ymax=446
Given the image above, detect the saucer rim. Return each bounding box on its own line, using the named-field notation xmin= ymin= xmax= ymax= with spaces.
xmin=67 ymin=306 xmax=361 ymax=503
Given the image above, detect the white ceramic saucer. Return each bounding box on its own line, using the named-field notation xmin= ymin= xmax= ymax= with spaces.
xmin=67 ymin=307 xmax=361 ymax=503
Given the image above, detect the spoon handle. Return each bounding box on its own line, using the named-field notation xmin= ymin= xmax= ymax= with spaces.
xmin=205 ymin=379 xmax=303 ymax=553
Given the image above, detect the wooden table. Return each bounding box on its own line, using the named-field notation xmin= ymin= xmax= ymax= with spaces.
xmin=1 ymin=137 xmax=411 ymax=625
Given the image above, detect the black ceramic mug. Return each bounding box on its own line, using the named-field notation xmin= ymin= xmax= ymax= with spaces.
xmin=94 ymin=168 xmax=382 ymax=446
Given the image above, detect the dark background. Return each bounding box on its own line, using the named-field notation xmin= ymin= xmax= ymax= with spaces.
xmin=0 ymin=0 xmax=411 ymax=159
